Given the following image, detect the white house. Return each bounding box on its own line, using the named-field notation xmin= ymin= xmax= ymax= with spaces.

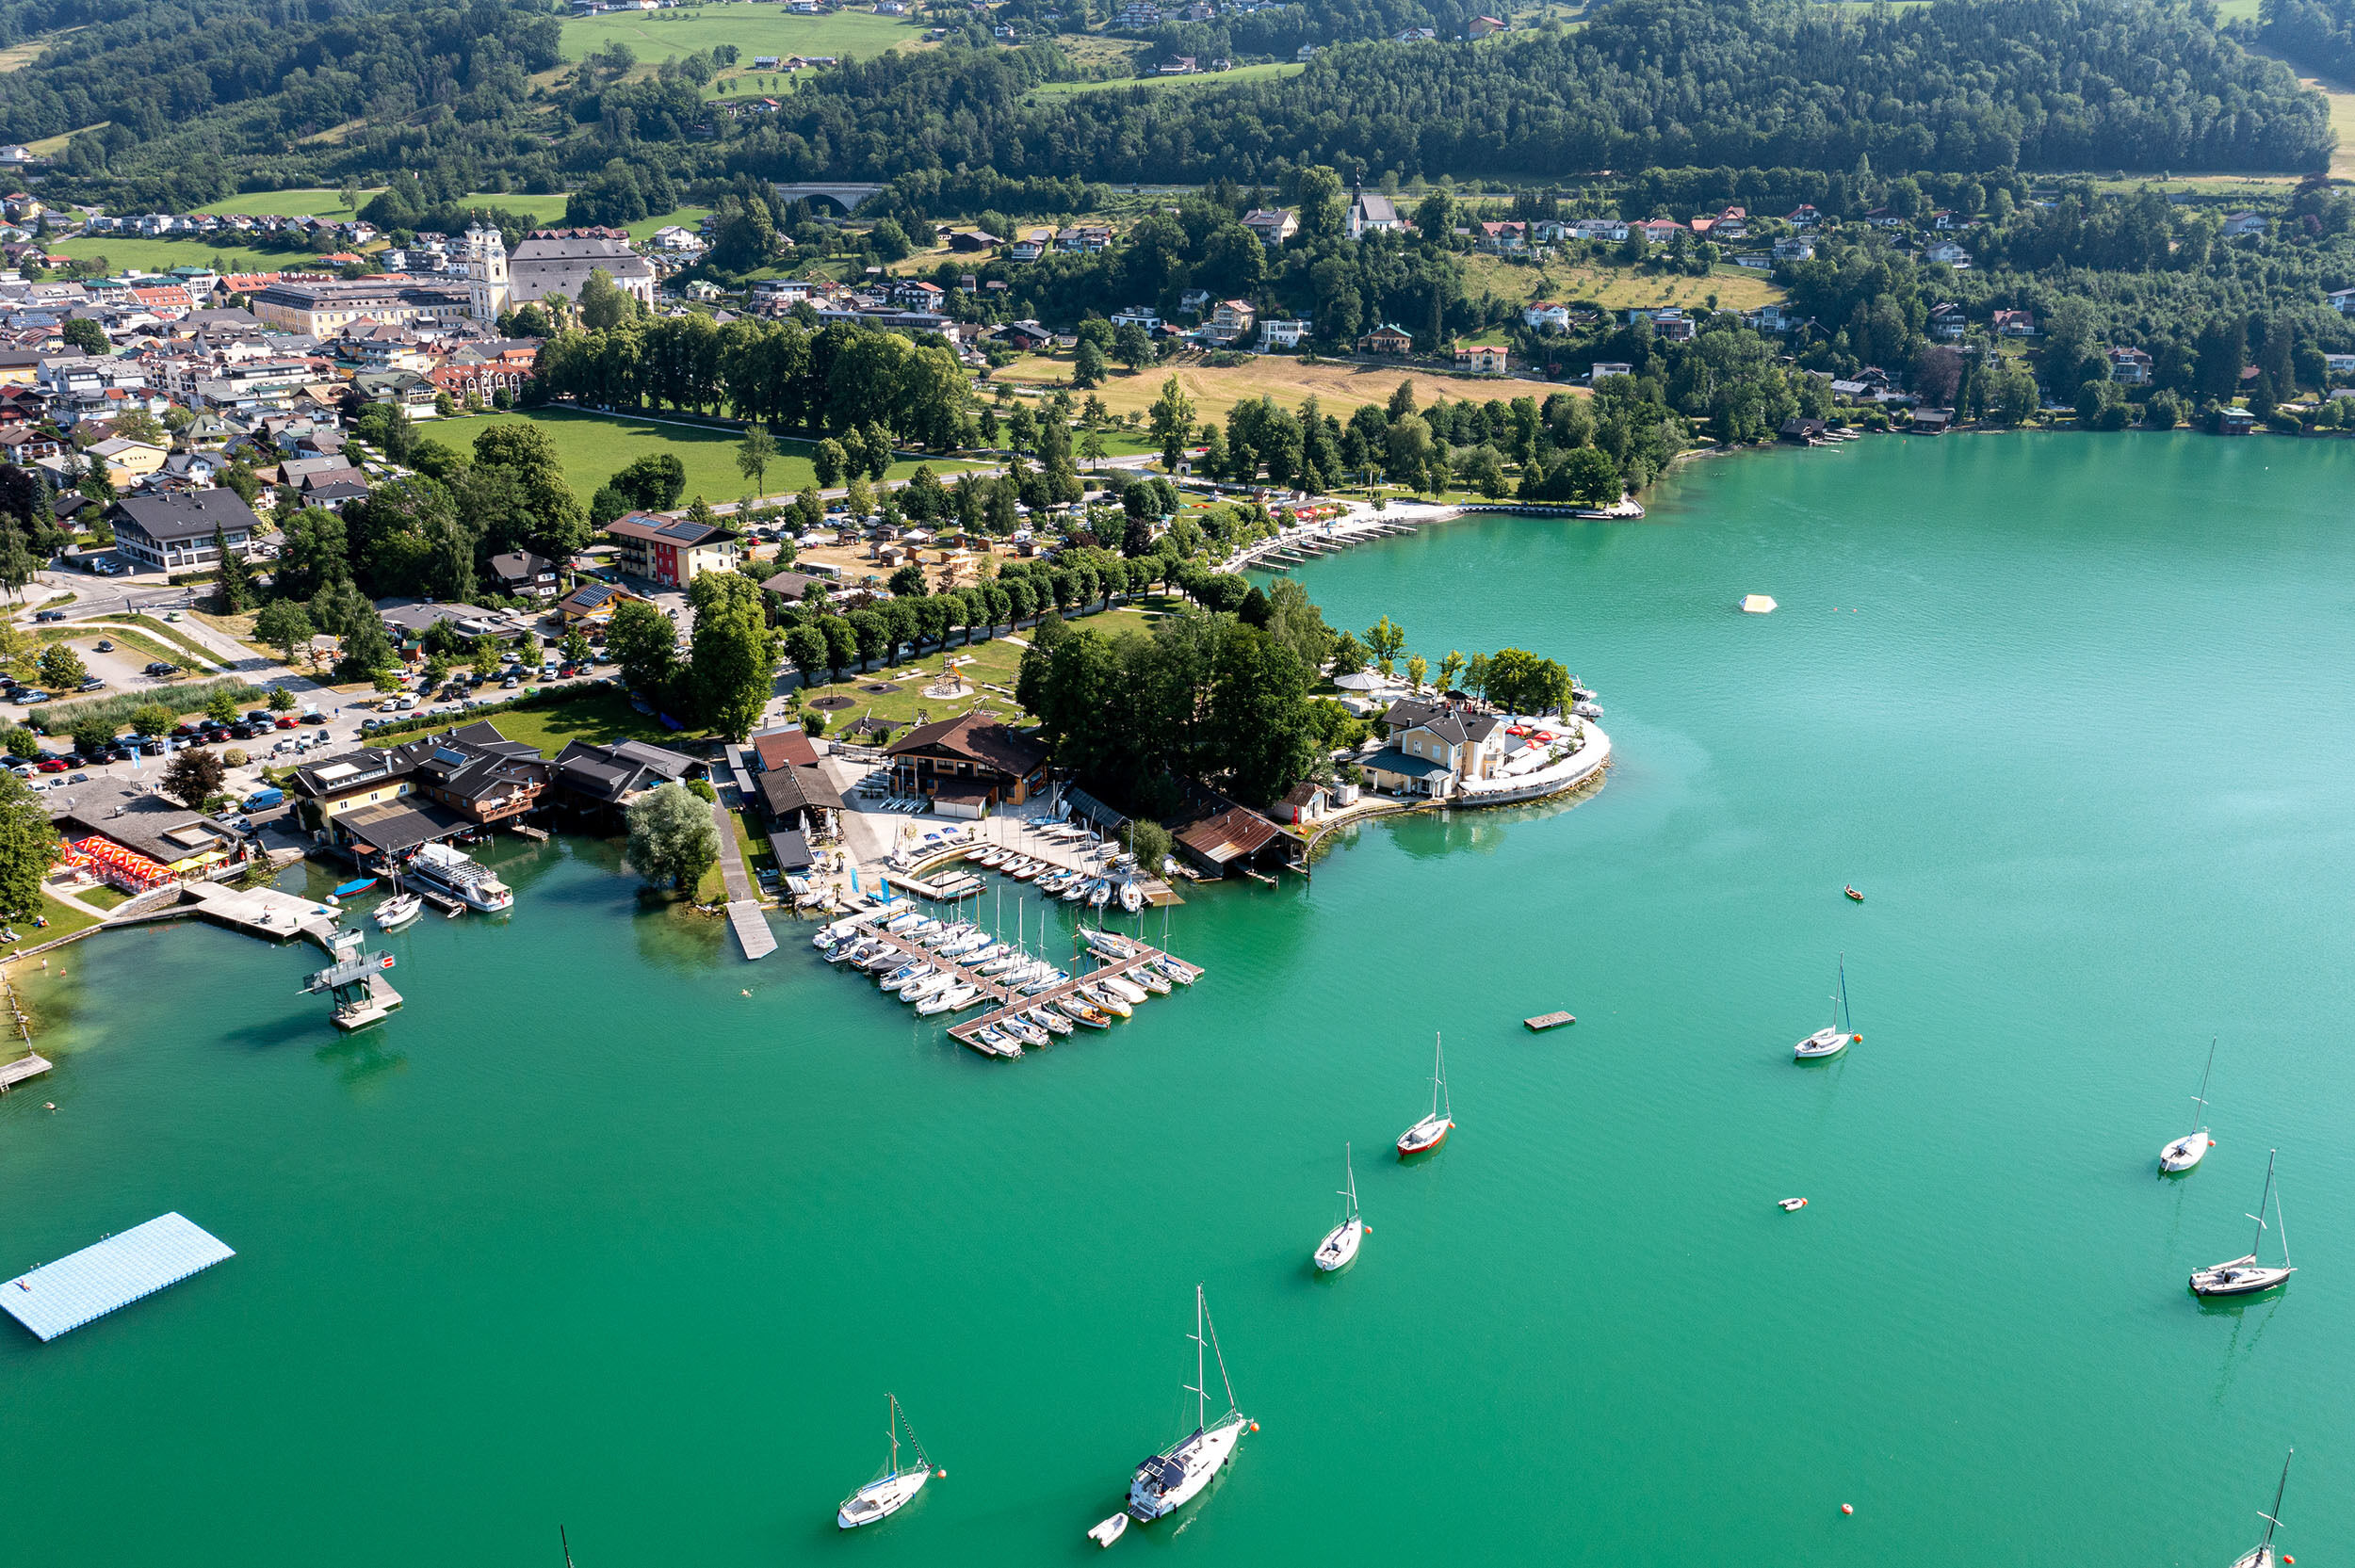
xmin=1588 ymin=362 xmax=1632 ymax=384
xmin=1259 ymin=316 xmax=1311 ymax=349
xmin=2223 ymin=211 xmax=2268 ymax=237
xmin=1111 ymin=305 xmax=1162 ymax=330
xmin=1520 ymin=301 xmax=1571 ymax=331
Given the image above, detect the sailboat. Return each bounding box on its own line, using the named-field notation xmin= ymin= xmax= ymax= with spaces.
xmin=1313 ymin=1143 xmax=1364 ymax=1271
xmin=372 ymin=866 xmax=422 ymax=931
xmin=1120 ymin=1285 xmax=1251 ymax=1524
xmin=2190 ymin=1148 xmax=2295 ymax=1297
xmin=2162 ymin=1038 xmax=2218 ymax=1173
xmin=2227 ymin=1449 xmax=2294 ymax=1568
xmin=836 ymin=1393 xmax=938 ymax=1529
xmin=1794 ymin=956 xmax=1861 ymax=1059
xmin=1396 ymin=1032 xmax=1454 ymax=1156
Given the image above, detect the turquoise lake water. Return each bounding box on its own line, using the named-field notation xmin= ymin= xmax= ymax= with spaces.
xmin=8 ymin=431 xmax=2355 ymax=1565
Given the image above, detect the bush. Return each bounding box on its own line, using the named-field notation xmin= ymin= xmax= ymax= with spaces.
xmin=36 ymin=676 xmax=265 ymax=736
xmin=686 ymin=777 xmax=717 ymax=801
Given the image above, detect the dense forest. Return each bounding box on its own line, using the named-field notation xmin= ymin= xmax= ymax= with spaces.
xmin=2261 ymin=0 xmax=2355 ymax=81
xmin=739 ymin=0 xmax=2329 ymax=185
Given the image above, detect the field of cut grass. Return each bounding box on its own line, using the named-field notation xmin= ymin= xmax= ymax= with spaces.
xmin=986 ymin=353 xmax=1473 ymax=424
xmin=1028 ymin=60 xmax=1305 ymax=100
xmin=796 ymin=629 xmax=1036 ymax=734
xmin=450 ymin=408 xmax=982 ymax=507
xmin=2245 ymin=41 xmax=2355 ymax=179
xmin=43 ymin=235 xmax=312 ymax=276
xmin=625 ymin=205 xmax=713 ymax=241
xmin=0 ymin=25 xmax=80 ymax=72
xmin=562 ymin=4 xmax=929 ymax=63
xmin=1461 ymin=251 xmax=1785 ymax=313
xmin=201 ymin=188 xmax=377 ymax=218
xmin=489 ymin=687 xmax=697 ymax=759
xmin=26 ymin=121 xmax=103 ymax=157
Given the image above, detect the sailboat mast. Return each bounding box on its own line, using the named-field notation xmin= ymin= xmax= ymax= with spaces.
xmin=2261 ymin=1448 xmax=2294 ymax=1546
xmin=1194 ymin=1285 xmax=1208 ymax=1432
xmin=1434 ymin=1031 xmax=1448 ymax=1118
xmin=560 ymin=1526 xmax=575 ymax=1568
xmin=886 ymin=1393 xmax=901 ymax=1479
xmin=2189 ymin=1036 xmax=2217 ymax=1135
xmin=2252 ymin=1150 xmax=2279 ymax=1256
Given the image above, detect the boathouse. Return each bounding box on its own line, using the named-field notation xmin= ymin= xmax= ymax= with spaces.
xmin=884 ymin=713 xmax=1048 ymax=816
xmin=750 ymin=725 xmax=844 ymax=837
xmin=291 ymin=722 xmax=548 ymax=853
xmin=1167 ymin=781 xmax=1291 ymax=879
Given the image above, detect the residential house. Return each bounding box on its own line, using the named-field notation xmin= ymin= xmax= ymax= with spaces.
xmin=1629 ymin=307 xmax=1697 ymax=342
xmin=758 ymin=568 xmax=829 ymax=606
xmin=1924 ymin=240 xmax=1972 ymax=268
xmin=1927 ymin=302 xmax=1967 ymax=340
xmin=1361 ymin=695 xmax=1512 ymax=799
xmin=290 ymin=723 xmax=548 ymax=856
xmin=1992 ymin=309 xmax=2037 ymax=336
xmin=557 ymin=578 xmax=645 ymax=629
xmin=1475 ymin=220 xmax=1528 ymax=252
xmin=1520 ymin=301 xmax=1572 ymax=331
xmin=1178 ymin=288 xmax=1213 ymax=317
xmin=1786 ymin=204 xmax=1822 ymax=228
xmin=1241 ymin=207 xmax=1298 ymax=248
xmin=1009 ymin=229 xmax=1052 ymax=262
xmin=1573 ymin=218 xmax=1631 ymax=243
xmin=1259 ymin=316 xmax=1311 ymax=350
xmin=1053 ymin=224 xmax=1114 ymax=253
xmin=883 ymin=712 xmax=1049 ymax=816
xmin=1587 ymin=361 xmax=1633 ymax=384
xmin=490 ymin=550 xmax=560 ymax=600
xmin=1638 ymin=218 xmax=1685 ymax=245
xmin=1111 ymin=305 xmax=1162 ymax=331
xmin=2327 ymin=287 xmax=2355 ymax=315
xmin=87 ymin=436 xmax=168 ymax=487
xmin=1469 ymin=13 xmax=1505 ymax=33
xmin=1357 ymin=322 xmax=1413 ymax=355
xmin=1210 ymin=299 xmax=1257 ymax=341
xmin=1158 ymin=55 xmax=1198 ymax=73
xmin=605 ymin=512 xmax=741 ymax=589
xmin=1454 ymin=342 xmax=1508 ymax=376
xmin=2106 ymin=347 xmax=2152 ymax=385
xmin=106 ymin=490 xmax=259 ymax=571
xmin=1771 ymin=235 xmax=1816 ymax=263
xmin=1744 ymin=303 xmax=1795 ymax=333
xmin=1393 ymin=25 xmax=1437 ymax=40
xmin=2223 ymin=212 xmax=2268 ymax=237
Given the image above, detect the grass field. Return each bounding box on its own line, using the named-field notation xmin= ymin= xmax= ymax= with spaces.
xmin=449 ymin=408 xmax=981 ymax=506
xmin=200 ymin=188 xmax=377 ymax=218
xmin=1461 ymin=251 xmax=1785 ymax=312
xmin=489 ymin=687 xmax=694 ymax=758
xmin=44 ymin=234 xmax=317 ymax=275
xmin=0 ymin=25 xmax=80 ymax=72
xmin=798 ymin=630 xmax=1035 ymax=734
xmin=561 ymin=4 xmax=929 ymax=63
xmin=988 ymin=353 xmax=1491 ymax=423
xmin=2246 ymin=41 xmax=2355 ymax=178
xmin=26 ymin=121 xmax=103 ymax=157
xmin=625 ymin=204 xmax=712 ymax=241
xmin=1028 ymin=60 xmax=1305 ymax=100
xmin=35 ymin=887 xmax=106 ymax=945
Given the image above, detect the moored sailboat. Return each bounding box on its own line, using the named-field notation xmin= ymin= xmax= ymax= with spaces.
xmin=1313 ymin=1143 xmax=1364 ymax=1271
xmin=2226 ymin=1449 xmax=2294 ymax=1568
xmin=1120 ymin=1285 xmax=1251 ymax=1525
xmin=1794 ymin=956 xmax=1861 ymax=1059
xmin=2162 ymin=1037 xmax=2219 ymax=1173
xmin=1396 ymin=1033 xmax=1454 ymax=1156
xmin=2190 ymin=1148 xmax=2295 ymax=1297
xmin=836 ymin=1393 xmax=938 ymax=1529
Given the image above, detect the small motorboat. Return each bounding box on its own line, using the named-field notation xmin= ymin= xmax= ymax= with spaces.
xmin=373 ymin=892 xmax=423 ymax=931
xmin=1843 ymin=885 xmax=1863 ymax=902
xmin=329 ymin=876 xmax=379 ymax=901
xmin=1089 ymin=1513 xmax=1129 ymax=1548
xmin=1778 ymin=1198 xmax=1808 ymax=1212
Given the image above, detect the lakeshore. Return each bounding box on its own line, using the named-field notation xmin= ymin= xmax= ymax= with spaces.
xmin=7 ymin=433 xmax=2355 ymax=1564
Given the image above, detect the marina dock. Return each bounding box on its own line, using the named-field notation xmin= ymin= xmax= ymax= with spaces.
xmin=727 ymin=899 xmax=777 ymax=961
xmin=830 ymin=911 xmax=1202 ymax=1057
xmin=112 ymin=882 xmax=345 ymax=950
xmin=1524 ymin=1010 xmax=1576 ymax=1031
xmin=0 ymin=1051 xmax=51 ymax=1091
xmin=3 ymin=1212 xmax=235 ymax=1342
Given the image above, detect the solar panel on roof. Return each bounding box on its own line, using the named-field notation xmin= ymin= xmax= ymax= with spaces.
xmin=430 ymin=747 xmax=468 ymax=767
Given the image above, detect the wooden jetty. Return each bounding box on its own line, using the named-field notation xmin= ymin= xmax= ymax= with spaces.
xmin=835 ymin=912 xmax=1202 ymax=1059
xmin=726 ymin=899 xmax=777 ymax=961
xmin=0 ymin=1051 xmax=51 ymax=1092
xmin=1524 ymin=1010 xmax=1576 ymax=1031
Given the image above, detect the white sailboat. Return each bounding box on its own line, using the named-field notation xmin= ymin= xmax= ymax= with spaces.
xmin=1313 ymin=1143 xmax=1364 ymax=1271
xmin=2227 ymin=1449 xmax=2293 ymax=1568
xmin=1396 ymin=1032 xmax=1454 ymax=1157
xmin=836 ymin=1393 xmax=937 ymax=1529
xmin=1121 ymin=1285 xmax=1251 ymax=1524
xmin=373 ymin=864 xmax=422 ymax=931
xmin=1794 ymin=956 xmax=1861 ymax=1059
xmin=2162 ymin=1037 xmax=2218 ymax=1172
xmin=2190 ymin=1148 xmax=2295 ymax=1297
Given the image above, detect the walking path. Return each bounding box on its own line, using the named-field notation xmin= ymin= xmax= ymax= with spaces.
xmin=708 ymin=771 xmax=775 ymax=960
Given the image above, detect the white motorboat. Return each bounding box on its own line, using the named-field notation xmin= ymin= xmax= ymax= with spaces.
xmin=1122 ymin=1285 xmax=1250 ymax=1524
xmin=373 ymin=891 xmax=423 ymax=931
xmin=1396 ymin=1032 xmax=1454 ymax=1156
xmin=1313 ymin=1143 xmax=1364 ymax=1272
xmin=836 ymin=1394 xmax=936 ymax=1530
xmin=1118 ymin=880 xmax=1144 ymax=913
xmin=2225 ymin=1449 xmax=2293 ymax=1568
xmin=406 ymin=840 xmax=512 ymax=913
xmin=1795 ymin=957 xmax=1860 ymax=1059
xmin=1008 ymin=859 xmax=1043 ymax=881
xmin=917 ymin=983 xmax=980 ymax=1016
xmin=2191 ymin=1149 xmax=2296 ymax=1297
xmin=2162 ymin=1037 xmax=2218 ymax=1172
xmin=1095 ymin=972 xmax=1148 ymax=1006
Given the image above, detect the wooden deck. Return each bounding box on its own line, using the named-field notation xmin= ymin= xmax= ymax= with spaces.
xmin=0 ymin=1051 xmax=51 ymax=1091
xmin=1524 ymin=1010 xmax=1576 ymax=1030
xmin=727 ymin=900 xmax=777 ymax=961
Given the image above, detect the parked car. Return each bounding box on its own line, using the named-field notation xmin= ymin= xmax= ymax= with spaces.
xmin=144 ymin=661 xmax=178 ymax=676
xmin=244 ymin=786 xmax=284 ymax=809
xmin=275 ymin=716 xmax=299 ymax=729
xmin=245 ymin=710 xmax=273 ymax=726
xmin=67 ymin=771 xmax=88 ymax=784
xmin=299 ymin=712 xmax=327 ymax=725
xmin=35 ymin=758 xmax=66 ymax=772
xmin=76 ymin=677 xmax=104 ymax=692
xmin=93 ymin=639 xmax=113 ymax=653
xmin=33 ymin=608 xmax=65 ymax=622
xmin=18 ymin=689 xmax=49 ymax=703
xmin=500 ymin=675 xmax=520 ymax=688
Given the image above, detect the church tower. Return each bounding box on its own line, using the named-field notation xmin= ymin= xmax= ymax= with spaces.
xmin=464 ymin=224 xmax=510 ymax=325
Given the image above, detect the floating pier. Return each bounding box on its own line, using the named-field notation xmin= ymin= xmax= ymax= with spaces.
xmin=727 ymin=899 xmax=777 ymax=961
xmin=3 ymin=1212 xmax=235 ymax=1342
xmin=0 ymin=1050 xmax=50 ymax=1091
xmin=1524 ymin=1010 xmax=1576 ymax=1031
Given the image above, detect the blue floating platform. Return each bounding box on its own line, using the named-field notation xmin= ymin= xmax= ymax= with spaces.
xmin=3 ymin=1213 xmax=235 ymax=1342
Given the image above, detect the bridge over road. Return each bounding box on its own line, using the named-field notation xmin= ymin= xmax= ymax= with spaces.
xmin=771 ymin=182 xmax=885 ymax=213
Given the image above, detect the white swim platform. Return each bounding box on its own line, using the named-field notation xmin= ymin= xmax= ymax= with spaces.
xmin=3 ymin=1212 xmax=235 ymax=1341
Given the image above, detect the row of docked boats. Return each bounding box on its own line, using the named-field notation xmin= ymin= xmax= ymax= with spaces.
xmin=965 ymin=845 xmax=1145 ymax=911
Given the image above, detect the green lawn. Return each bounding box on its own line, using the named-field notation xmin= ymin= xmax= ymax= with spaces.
xmin=200 ymin=188 xmax=378 ymax=218
xmin=34 ymin=887 xmax=106 ymax=945
xmin=77 ymin=883 xmax=131 ymax=911
xmin=1028 ymin=60 xmax=1305 ymax=99
xmin=448 ymin=408 xmax=980 ymax=507
xmin=45 ymin=235 xmax=312 ymax=275
xmin=36 ymin=621 xmax=221 ymax=676
xmin=461 ymin=190 xmax=577 ymax=223
xmin=489 ymin=687 xmax=705 ymax=758
xmin=625 ymin=205 xmax=712 ymax=241
xmin=799 ymin=632 xmax=1032 ymax=735
xmin=562 ymin=4 xmax=929 ymax=62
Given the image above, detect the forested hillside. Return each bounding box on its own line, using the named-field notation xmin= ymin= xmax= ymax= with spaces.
xmin=2262 ymin=0 xmax=2355 ymax=81
xmin=746 ymin=0 xmax=2329 ymax=183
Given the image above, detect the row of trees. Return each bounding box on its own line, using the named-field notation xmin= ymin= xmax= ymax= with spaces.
xmin=528 ymin=315 xmax=969 ymax=452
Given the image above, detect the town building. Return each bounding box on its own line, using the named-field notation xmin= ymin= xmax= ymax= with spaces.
xmin=507 ymin=232 xmax=658 ymax=310
xmin=605 ymin=512 xmax=741 ymax=588
xmin=249 ymin=276 xmax=477 ymax=334
xmin=106 ymin=490 xmax=260 ymax=571
xmin=883 ymin=712 xmax=1048 ymax=815
xmin=1361 ymin=696 xmax=1510 ymax=799
xmin=289 ymin=723 xmax=550 ymax=857
xmin=1453 ymin=342 xmax=1508 ymax=375
xmin=490 ymin=551 xmax=560 ymax=599
xmin=1241 ymin=208 xmax=1298 ymax=248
